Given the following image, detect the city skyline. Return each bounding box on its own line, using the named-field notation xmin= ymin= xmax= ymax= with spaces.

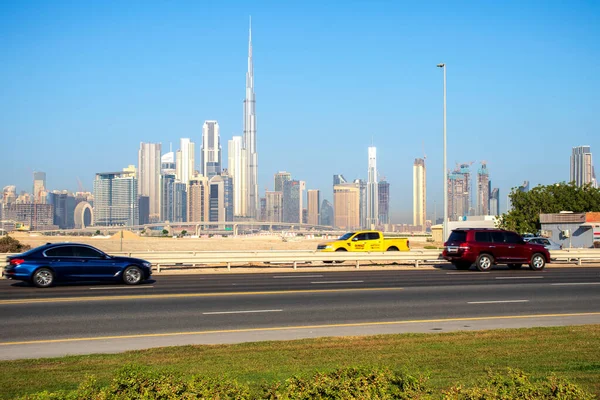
xmin=2 ymin=2 xmax=599 ymax=223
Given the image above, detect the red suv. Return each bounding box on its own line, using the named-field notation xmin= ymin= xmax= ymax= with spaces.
xmin=442 ymin=228 xmax=551 ymax=271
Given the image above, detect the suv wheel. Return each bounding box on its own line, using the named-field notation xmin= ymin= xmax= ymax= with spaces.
xmin=529 ymin=254 xmax=546 ymax=271
xmin=508 ymin=263 xmax=522 ymax=269
xmin=475 ymin=254 xmax=494 ymax=272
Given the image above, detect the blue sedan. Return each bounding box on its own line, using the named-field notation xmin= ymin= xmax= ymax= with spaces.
xmin=3 ymin=243 xmax=152 ymax=288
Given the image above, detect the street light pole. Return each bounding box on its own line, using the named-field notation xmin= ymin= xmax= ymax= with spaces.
xmin=437 ymin=63 xmax=447 ymax=242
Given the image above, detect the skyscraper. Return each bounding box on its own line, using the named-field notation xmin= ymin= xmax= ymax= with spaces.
xmin=33 ymin=171 xmax=46 ymax=204
xmin=570 ymin=146 xmax=596 ymax=187
xmin=413 ymin=158 xmax=426 ymax=227
xmin=201 ymin=121 xmax=221 ymax=178
xmin=489 ymin=187 xmax=500 ymax=216
xmin=476 ymin=162 xmax=490 ymax=216
xmin=283 ymin=180 xmax=305 ymax=223
xmin=93 ymin=171 xmax=139 ymax=226
xmin=161 ymin=150 xmax=176 ymax=174
xmin=378 ymin=180 xmax=390 ymax=226
xmin=187 ymin=177 xmax=209 ymax=223
xmin=448 ymin=163 xmax=471 ymax=221
xmin=242 ymin=17 xmax=258 ymax=218
xmin=320 ymin=199 xmax=334 ymax=227
xmin=274 ymin=171 xmax=291 ymax=192
xmin=265 ymin=191 xmax=283 ymax=222
xmin=366 ymin=146 xmax=379 ymax=229
xmin=208 ymin=175 xmax=226 ymax=227
xmin=354 ymin=179 xmax=367 ymax=229
xmin=334 ymin=182 xmax=360 ymax=230
xmin=160 ymin=174 xmax=187 ymax=222
xmin=307 ymin=189 xmax=320 ymax=226
xmin=228 ymin=136 xmax=245 ymax=217
xmin=138 ymin=142 xmax=162 ymax=220
xmin=176 ymin=138 xmax=195 ymax=185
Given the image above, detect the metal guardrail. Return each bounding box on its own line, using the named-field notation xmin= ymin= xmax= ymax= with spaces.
xmin=2 ymin=249 xmax=600 ymax=273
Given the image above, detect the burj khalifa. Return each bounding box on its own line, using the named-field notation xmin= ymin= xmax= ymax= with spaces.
xmin=243 ymin=17 xmax=258 ymax=218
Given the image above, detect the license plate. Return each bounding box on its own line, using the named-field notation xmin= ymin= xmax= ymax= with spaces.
xmin=447 ymin=246 xmax=459 ymax=253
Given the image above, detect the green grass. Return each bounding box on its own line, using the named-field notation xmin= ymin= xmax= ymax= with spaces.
xmin=2 ymin=325 xmax=599 ymax=399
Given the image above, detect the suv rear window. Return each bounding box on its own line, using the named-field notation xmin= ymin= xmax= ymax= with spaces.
xmin=448 ymin=231 xmax=467 ymax=242
xmin=475 ymin=231 xmax=492 ymax=242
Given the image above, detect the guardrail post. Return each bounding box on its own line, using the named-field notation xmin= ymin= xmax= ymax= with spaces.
xmin=227 ymin=262 xmax=231 ymax=271
xmin=293 ymin=261 xmax=297 ymax=270
xmin=355 ymin=259 xmax=359 ymax=269
xmin=157 ymin=264 xmax=161 ymax=273
xmin=578 ymin=258 xmax=582 ymax=266
xmin=415 ymin=259 xmax=420 ymax=268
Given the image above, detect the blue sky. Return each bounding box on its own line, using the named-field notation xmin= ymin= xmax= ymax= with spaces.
xmin=1 ymin=0 xmax=599 ymax=223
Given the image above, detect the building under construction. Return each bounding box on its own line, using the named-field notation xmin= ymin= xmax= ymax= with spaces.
xmin=448 ymin=163 xmax=472 ymax=221
xmin=476 ymin=163 xmax=490 ymax=216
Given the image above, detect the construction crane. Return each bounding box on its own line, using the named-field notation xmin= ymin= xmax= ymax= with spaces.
xmin=76 ymin=177 xmax=85 ymax=193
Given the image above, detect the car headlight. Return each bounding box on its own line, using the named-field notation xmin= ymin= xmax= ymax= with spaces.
xmin=142 ymin=262 xmax=152 ymax=268
xmin=324 ymin=245 xmax=333 ymax=249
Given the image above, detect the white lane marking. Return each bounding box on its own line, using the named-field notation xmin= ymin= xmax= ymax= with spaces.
xmin=203 ymin=309 xmax=282 ymax=315
xmin=273 ymin=275 xmax=324 ymax=278
xmin=311 ymin=280 xmax=364 ymax=284
xmin=468 ymin=300 xmax=529 ymax=304
xmin=89 ymin=286 xmax=154 ymax=290
xmin=446 ymin=272 xmax=489 ymax=275
xmin=551 ymin=282 xmax=600 ymax=286
xmin=495 ymin=276 xmax=544 ymax=280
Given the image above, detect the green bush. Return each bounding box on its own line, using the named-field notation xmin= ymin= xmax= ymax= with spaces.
xmin=424 ymin=245 xmax=439 ymax=250
xmin=0 ymin=235 xmax=31 ymax=253
xmin=16 ymin=366 xmax=594 ymax=400
xmin=443 ymin=368 xmax=594 ymax=400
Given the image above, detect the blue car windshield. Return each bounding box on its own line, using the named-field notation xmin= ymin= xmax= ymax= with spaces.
xmin=338 ymin=232 xmax=355 ymax=240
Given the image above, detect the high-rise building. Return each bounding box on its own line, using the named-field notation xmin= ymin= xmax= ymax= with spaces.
xmin=283 ymin=180 xmax=305 ymax=223
xmin=187 ymin=177 xmax=209 ymax=223
xmin=354 ymin=179 xmax=367 ymax=229
xmin=138 ymin=142 xmax=162 ymax=220
xmin=378 ymin=180 xmax=390 ymax=226
xmin=221 ymin=169 xmax=234 ymax=222
xmin=413 ymin=158 xmax=426 ymax=227
xmin=366 ymin=146 xmax=379 ymax=229
xmin=307 ymin=189 xmax=320 ymax=225
xmin=476 ymin=162 xmax=490 ymax=216
xmin=242 ymin=18 xmax=258 ymax=218
xmin=160 ymin=174 xmax=187 ymax=222
xmin=33 ymin=171 xmax=46 ymax=204
xmin=333 ymin=174 xmax=347 ymax=185
xmin=333 ymin=183 xmax=360 ymax=230
xmin=47 ymin=191 xmax=76 ymax=229
xmin=274 ymin=171 xmax=291 ymax=192
xmin=93 ymin=171 xmax=139 ymax=226
xmin=489 ymin=187 xmax=500 ymax=216
xmin=448 ymin=163 xmax=471 ymax=221
xmin=208 ymin=175 xmax=226 ymax=227
xmin=4 ymin=203 xmax=54 ymax=230
xmin=161 ymin=150 xmax=176 ymax=174
xmin=176 ymin=138 xmax=195 ymax=185
xmin=265 ymin=191 xmax=283 ymax=222
xmin=571 ymin=146 xmax=596 ymax=188
xmin=138 ymin=196 xmax=150 ymax=225
xmin=320 ymin=199 xmax=334 ymax=227
xmin=228 ymin=136 xmax=245 ymax=217
xmin=201 ymin=121 xmax=222 ymax=178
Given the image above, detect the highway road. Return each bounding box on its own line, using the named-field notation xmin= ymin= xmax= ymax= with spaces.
xmin=1 ymin=266 xmax=599 ymax=360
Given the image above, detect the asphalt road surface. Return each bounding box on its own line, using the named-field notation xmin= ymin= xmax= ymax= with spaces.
xmin=1 ymin=266 xmax=599 ymax=360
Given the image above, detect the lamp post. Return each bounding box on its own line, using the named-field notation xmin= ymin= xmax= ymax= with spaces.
xmin=437 ymin=63 xmax=447 ymax=242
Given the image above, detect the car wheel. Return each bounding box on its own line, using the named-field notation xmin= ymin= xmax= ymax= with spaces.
xmin=32 ymin=268 xmax=55 ymax=288
xmin=386 ymin=246 xmax=399 ymax=251
xmin=529 ymin=254 xmax=546 ymax=271
xmin=508 ymin=263 xmax=522 ymax=269
xmin=475 ymin=254 xmax=494 ymax=272
xmin=454 ymin=262 xmax=471 ymax=270
xmin=334 ymin=248 xmax=347 ymax=264
xmin=123 ymin=265 xmax=143 ymax=285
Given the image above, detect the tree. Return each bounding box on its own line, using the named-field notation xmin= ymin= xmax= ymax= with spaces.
xmin=180 ymin=230 xmax=187 ymax=237
xmin=0 ymin=236 xmax=31 ymax=253
xmin=162 ymin=229 xmax=169 ymax=236
xmin=497 ymin=182 xmax=600 ymax=234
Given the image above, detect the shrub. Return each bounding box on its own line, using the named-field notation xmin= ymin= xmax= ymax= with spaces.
xmin=424 ymin=245 xmax=439 ymax=250
xmin=442 ymin=368 xmax=594 ymax=400
xmin=593 ymin=241 xmax=600 ymax=248
xmin=0 ymin=235 xmax=31 ymax=253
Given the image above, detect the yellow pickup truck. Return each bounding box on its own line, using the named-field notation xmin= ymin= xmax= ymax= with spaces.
xmin=317 ymin=231 xmax=410 ymax=252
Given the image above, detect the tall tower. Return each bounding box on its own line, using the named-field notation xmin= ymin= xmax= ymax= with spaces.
xmin=32 ymin=171 xmax=46 ymax=204
xmin=176 ymin=138 xmax=195 ymax=184
xmin=228 ymin=136 xmax=245 ymax=217
xmin=366 ymin=146 xmax=379 ymax=229
xmin=570 ymin=146 xmax=596 ymax=188
xmin=201 ymin=121 xmax=221 ymax=178
xmin=243 ymin=17 xmax=259 ymax=218
xmin=413 ymin=158 xmax=426 ymax=227
xmin=138 ymin=142 xmax=162 ymax=220
xmin=476 ymin=162 xmax=490 ymax=216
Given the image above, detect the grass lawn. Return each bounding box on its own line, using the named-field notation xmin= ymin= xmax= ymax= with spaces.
xmin=1 ymin=325 xmax=599 ymax=399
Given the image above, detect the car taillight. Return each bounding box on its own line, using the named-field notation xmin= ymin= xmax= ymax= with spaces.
xmin=458 ymin=243 xmax=470 ymax=250
xmin=9 ymin=259 xmax=25 ymax=266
